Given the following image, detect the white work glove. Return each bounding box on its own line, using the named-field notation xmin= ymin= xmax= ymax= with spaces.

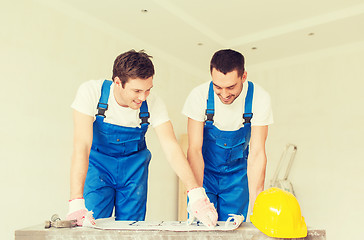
xmin=66 ymin=198 xmax=96 ymax=227
xmin=187 ymin=187 xmax=218 ymax=228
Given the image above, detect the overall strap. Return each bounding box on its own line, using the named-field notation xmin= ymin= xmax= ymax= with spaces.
xmin=139 ymin=101 xmax=150 ymax=129
xmin=243 ymin=81 xmax=254 ymax=125
xmin=95 ymin=80 xmax=113 ymax=120
xmin=205 ymin=81 xmax=215 ymax=125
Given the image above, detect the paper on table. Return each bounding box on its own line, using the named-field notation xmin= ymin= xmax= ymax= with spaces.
xmin=90 ymin=214 xmax=244 ymax=232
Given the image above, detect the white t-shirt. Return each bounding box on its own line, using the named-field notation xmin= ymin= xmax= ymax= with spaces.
xmin=182 ymin=81 xmax=273 ymax=131
xmin=71 ymin=79 xmax=169 ymax=128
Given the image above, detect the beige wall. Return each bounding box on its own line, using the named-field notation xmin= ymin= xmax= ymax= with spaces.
xmin=1 ymin=1 xmax=364 ymax=240
xmin=248 ymin=42 xmax=364 ymax=240
xmin=0 ymin=1 xmax=209 ymax=238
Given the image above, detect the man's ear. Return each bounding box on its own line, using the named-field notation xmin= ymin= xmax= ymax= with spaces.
xmin=114 ymin=77 xmax=121 ymax=86
xmin=242 ymin=71 xmax=247 ymax=83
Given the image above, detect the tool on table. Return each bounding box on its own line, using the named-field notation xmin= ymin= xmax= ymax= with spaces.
xmin=44 ymin=214 xmax=77 ymax=228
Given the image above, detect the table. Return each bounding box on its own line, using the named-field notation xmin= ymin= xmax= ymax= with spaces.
xmin=15 ymin=222 xmax=325 ymax=240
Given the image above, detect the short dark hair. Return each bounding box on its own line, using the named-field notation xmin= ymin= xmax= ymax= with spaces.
xmin=112 ymin=50 xmax=155 ymax=87
xmin=210 ymin=49 xmax=245 ymax=77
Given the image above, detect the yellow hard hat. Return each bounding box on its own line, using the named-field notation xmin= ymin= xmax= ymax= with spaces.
xmin=250 ymin=187 xmax=307 ymax=238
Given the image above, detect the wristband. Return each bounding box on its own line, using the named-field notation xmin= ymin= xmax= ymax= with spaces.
xmin=187 ymin=187 xmax=207 ymax=204
xmin=69 ymin=197 xmax=84 ymax=202
xmin=68 ymin=198 xmax=86 ymax=213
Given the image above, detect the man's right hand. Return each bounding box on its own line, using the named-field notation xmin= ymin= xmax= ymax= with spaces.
xmin=187 ymin=187 xmax=218 ymax=228
xmin=66 ymin=198 xmax=95 ymax=226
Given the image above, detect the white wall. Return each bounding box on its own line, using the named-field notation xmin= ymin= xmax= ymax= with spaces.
xmin=248 ymin=42 xmax=364 ymax=240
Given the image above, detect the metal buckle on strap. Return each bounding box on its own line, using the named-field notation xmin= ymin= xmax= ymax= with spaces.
xmin=139 ymin=112 xmax=150 ymax=125
xmin=95 ymin=103 xmax=108 ymax=117
xmin=205 ymin=109 xmax=214 ymax=123
xmin=243 ymin=113 xmax=253 ymax=124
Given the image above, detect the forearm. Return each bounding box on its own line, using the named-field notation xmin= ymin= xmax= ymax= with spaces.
xmin=162 ymin=141 xmax=199 ymax=191
xmin=70 ymin=149 xmax=90 ymax=199
xmin=68 ymin=149 xmax=95 ymax=226
xmin=247 ymin=150 xmax=267 ymax=206
xmin=187 ymin=148 xmax=204 ymax=187
xmin=70 ymin=110 xmax=94 ymax=199
xmin=155 ymin=121 xmax=201 ymax=191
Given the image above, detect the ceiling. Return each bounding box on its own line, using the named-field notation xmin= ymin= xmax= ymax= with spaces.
xmin=42 ymin=0 xmax=364 ymax=76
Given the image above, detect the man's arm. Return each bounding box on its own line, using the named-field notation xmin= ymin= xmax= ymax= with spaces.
xmin=66 ymin=110 xmax=96 ymax=226
xmin=70 ymin=110 xmax=94 ymax=199
xmin=247 ymin=125 xmax=268 ymax=210
xmin=154 ymin=120 xmax=218 ymax=227
xmin=154 ymin=120 xmax=199 ymax=190
xmin=186 ymin=118 xmax=205 ymax=186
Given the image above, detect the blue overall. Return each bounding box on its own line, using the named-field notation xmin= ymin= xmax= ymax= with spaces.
xmin=83 ymin=80 xmax=152 ymax=221
xmin=202 ymin=81 xmax=254 ymax=221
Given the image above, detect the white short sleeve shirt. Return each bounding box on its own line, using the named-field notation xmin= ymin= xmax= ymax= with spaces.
xmin=182 ymin=81 xmax=273 ymax=131
xmin=71 ymin=79 xmax=169 ymax=128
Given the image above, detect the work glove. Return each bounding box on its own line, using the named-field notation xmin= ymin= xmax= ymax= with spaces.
xmin=66 ymin=198 xmax=96 ymax=227
xmin=187 ymin=187 xmax=218 ymax=228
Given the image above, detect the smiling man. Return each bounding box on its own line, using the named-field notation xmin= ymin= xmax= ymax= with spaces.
xmin=182 ymin=49 xmax=273 ymax=221
xmin=67 ymin=50 xmax=217 ymax=227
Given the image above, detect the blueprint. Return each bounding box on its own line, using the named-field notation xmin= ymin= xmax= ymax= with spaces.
xmin=90 ymin=214 xmax=244 ymax=232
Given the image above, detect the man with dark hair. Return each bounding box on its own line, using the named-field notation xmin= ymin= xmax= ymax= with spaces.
xmin=182 ymin=49 xmax=273 ymax=221
xmin=67 ymin=50 xmax=217 ymax=227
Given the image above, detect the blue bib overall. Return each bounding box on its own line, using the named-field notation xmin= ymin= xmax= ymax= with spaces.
xmin=202 ymin=81 xmax=254 ymax=221
xmin=83 ymin=80 xmax=152 ymax=221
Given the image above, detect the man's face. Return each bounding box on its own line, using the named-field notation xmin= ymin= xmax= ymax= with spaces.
xmin=211 ymin=68 xmax=247 ymax=105
xmin=113 ymin=76 xmax=153 ymax=110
